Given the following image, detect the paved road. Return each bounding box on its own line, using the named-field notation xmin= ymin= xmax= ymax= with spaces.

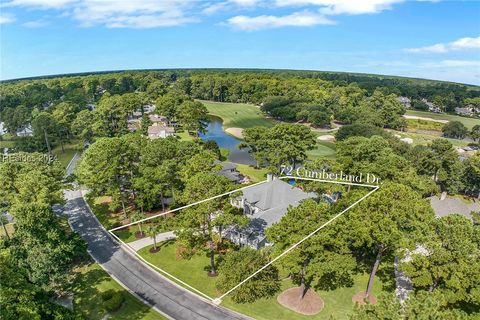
xmin=65 ymin=152 xmax=81 ymax=177
xmin=64 ymin=189 xmax=249 ymax=320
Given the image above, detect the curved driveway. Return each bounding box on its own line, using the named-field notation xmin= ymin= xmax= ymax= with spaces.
xmin=64 ymin=189 xmax=249 ymax=320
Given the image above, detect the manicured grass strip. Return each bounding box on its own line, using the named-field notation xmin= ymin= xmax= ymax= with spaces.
xmin=138 ymin=241 xmax=219 ymax=298
xmin=0 ymin=140 xmax=14 ymax=148
xmin=235 ymin=164 xmax=268 ymax=182
xmin=307 ymin=141 xmax=336 ymax=160
xmin=199 ymin=100 xmax=274 ymax=129
xmin=73 ymin=263 xmax=165 ymax=320
xmin=52 ymin=140 xmax=81 ymax=168
xmin=138 ymin=241 xmax=388 ymax=320
xmin=176 ymin=131 xmax=196 ymax=142
xmin=86 ymin=196 xmax=124 ymax=230
xmin=390 ymin=130 xmax=470 ymax=148
xmin=406 ymin=110 xmax=480 ymax=130
xmin=222 ymin=273 xmax=385 ymax=320
xmin=405 ymin=118 xmax=445 ymax=131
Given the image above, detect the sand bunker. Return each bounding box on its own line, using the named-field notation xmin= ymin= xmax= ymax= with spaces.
xmin=225 ymin=127 xmax=244 ymax=139
xmin=317 ymin=135 xmax=335 ymax=141
xmin=403 ymin=115 xmax=449 ymax=124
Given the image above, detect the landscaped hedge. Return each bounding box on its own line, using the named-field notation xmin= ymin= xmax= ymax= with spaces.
xmin=101 ymin=290 xmax=125 ymax=312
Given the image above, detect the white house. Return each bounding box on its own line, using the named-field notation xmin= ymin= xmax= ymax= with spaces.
xmin=16 ymin=125 xmax=33 ymax=137
xmin=396 ymin=96 xmax=411 ymax=108
xmin=147 ymin=124 xmax=175 ymax=139
xmin=225 ymin=178 xmax=317 ymax=250
xmin=0 ymin=122 xmax=6 ymax=135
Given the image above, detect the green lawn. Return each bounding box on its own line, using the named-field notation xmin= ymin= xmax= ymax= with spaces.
xmin=405 ymin=110 xmax=480 ymax=130
xmin=0 ymin=223 xmax=14 ymax=238
xmin=223 ymin=273 xmax=385 ymax=320
xmin=73 ymin=263 xmax=165 ymax=320
xmin=114 ymin=224 xmax=144 ymax=243
xmin=52 ymin=140 xmax=81 ymax=168
xmin=307 ymin=141 xmax=336 ymax=160
xmin=0 ymin=140 xmax=14 ymax=148
xmin=86 ymin=196 xmax=124 ymax=230
xmin=391 ymin=130 xmax=471 ymax=148
xmin=139 ymin=241 xmax=388 ymax=320
xmin=138 ymin=241 xmax=219 ymax=298
xmin=176 ymin=131 xmax=197 ymax=142
xmin=235 ymin=164 xmax=269 ymax=182
xmin=199 ymin=100 xmax=274 ymax=129
xmin=405 ymin=118 xmax=445 ymax=131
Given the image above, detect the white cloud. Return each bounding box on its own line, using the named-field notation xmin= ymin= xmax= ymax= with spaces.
xmin=275 ymin=0 xmax=404 ymax=15
xmin=203 ymin=2 xmax=228 ymax=15
xmin=231 ymin=0 xmax=259 ymax=6
xmin=203 ymin=0 xmax=259 ymax=15
xmin=5 ymin=0 xmax=197 ymax=28
xmin=72 ymin=0 xmax=197 ymax=28
xmin=227 ymin=10 xmax=335 ymax=30
xmin=0 ymin=13 xmax=16 ymax=24
xmin=405 ymin=36 xmax=480 ymax=53
xmin=5 ymin=0 xmax=78 ymax=9
xmin=436 ymin=60 xmax=480 ymax=67
xmin=225 ymin=0 xmax=414 ymax=30
xmin=22 ymin=19 xmax=50 ymax=27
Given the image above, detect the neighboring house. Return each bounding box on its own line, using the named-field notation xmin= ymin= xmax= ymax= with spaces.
xmin=127 ymin=120 xmax=139 ymax=132
xmin=225 ymin=178 xmax=317 ymax=250
xmin=149 ymin=114 xmax=168 ymax=125
xmin=16 ymin=125 xmax=33 ymax=137
xmin=41 ymin=101 xmax=54 ymax=110
xmin=0 ymin=122 xmax=6 ymax=135
xmin=143 ymin=104 xmax=156 ymax=113
xmin=214 ymin=161 xmax=246 ymax=184
xmin=455 ymin=106 xmax=478 ymax=117
xmin=422 ymin=98 xmax=442 ymax=113
xmin=130 ymin=111 xmax=143 ymax=120
xmin=147 ymin=124 xmax=175 ymax=139
xmin=394 ymin=195 xmax=480 ymax=304
xmin=396 ymin=96 xmax=411 ymax=108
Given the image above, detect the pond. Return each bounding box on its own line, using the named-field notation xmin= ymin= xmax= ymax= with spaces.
xmin=199 ymin=116 xmax=256 ymax=165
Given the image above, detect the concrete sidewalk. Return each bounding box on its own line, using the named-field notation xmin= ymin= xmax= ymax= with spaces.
xmin=127 ymin=231 xmax=177 ymax=251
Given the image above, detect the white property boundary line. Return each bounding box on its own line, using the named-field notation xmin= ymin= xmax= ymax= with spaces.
xmin=107 ymin=176 xmax=379 ymax=303
xmin=109 ymin=179 xmax=269 ymax=232
xmin=215 ymin=182 xmax=379 ymax=303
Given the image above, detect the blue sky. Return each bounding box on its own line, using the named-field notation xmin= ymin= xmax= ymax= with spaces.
xmin=1 ymin=0 xmax=479 ymax=84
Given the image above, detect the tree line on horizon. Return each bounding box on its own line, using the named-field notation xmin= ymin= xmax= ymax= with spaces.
xmin=0 ymin=69 xmax=479 ymax=318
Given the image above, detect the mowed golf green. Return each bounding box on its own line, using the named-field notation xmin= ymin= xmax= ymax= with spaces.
xmin=405 ymin=109 xmax=480 ymax=130
xmin=199 ymin=100 xmax=274 ymax=129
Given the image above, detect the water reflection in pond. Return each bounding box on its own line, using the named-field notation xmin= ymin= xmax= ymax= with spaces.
xmin=199 ymin=116 xmax=256 ymax=165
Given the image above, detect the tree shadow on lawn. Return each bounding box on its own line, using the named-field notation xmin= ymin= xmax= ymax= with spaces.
xmin=72 ymin=262 xmax=155 ymax=320
xmin=153 ymin=238 xmax=175 ymax=252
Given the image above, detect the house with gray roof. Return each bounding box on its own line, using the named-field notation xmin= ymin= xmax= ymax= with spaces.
xmin=225 ymin=178 xmax=316 ymax=249
xmin=214 ymin=160 xmax=245 ymax=184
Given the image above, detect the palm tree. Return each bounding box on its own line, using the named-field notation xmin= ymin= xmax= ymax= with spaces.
xmin=207 ymin=240 xmax=218 ymax=277
xmin=130 ymin=211 xmax=146 ymax=238
xmin=146 ymin=224 xmax=161 ymax=252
